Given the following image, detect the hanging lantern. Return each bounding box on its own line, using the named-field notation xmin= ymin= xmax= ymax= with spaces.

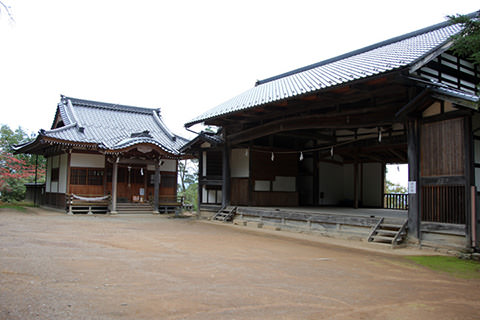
xmin=378 ymin=128 xmax=382 ymax=143
xmin=299 ymin=152 xmax=304 ymax=161
xmin=271 ymin=152 xmax=274 ymax=161
xmin=330 ymin=146 xmax=334 ymax=158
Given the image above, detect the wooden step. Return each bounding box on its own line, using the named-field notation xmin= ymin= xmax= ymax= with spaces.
xmin=376 ymin=229 xmax=398 ymax=235
xmin=368 ymin=219 xmax=408 ymax=248
xmin=212 ymin=206 xmax=237 ymax=222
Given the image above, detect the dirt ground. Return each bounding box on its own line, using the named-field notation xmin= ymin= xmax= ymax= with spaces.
xmin=0 ymin=208 xmax=479 ymax=320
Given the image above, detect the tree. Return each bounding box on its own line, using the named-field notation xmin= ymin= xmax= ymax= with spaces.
xmin=449 ymin=11 xmax=480 ymax=65
xmin=177 ymin=159 xmax=198 ymax=211
xmin=0 ymin=124 xmax=45 ymax=202
xmin=0 ymin=0 xmax=14 ymax=24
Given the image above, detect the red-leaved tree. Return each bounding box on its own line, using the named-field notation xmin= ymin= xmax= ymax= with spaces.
xmin=0 ymin=124 xmax=46 ymax=202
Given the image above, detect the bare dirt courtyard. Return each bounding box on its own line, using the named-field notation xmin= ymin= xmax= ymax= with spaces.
xmin=0 ymin=208 xmax=479 ymax=320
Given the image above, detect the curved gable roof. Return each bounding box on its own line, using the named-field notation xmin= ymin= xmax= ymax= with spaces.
xmin=16 ymin=96 xmax=188 ymax=156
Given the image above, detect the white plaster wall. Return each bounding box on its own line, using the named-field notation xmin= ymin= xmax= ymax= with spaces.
xmin=160 ymin=159 xmax=176 ymax=172
xmin=362 ymin=163 xmax=383 ymax=207
xmin=58 ymin=153 xmax=68 ymax=193
xmin=207 ymin=190 xmax=216 ymax=203
xmin=202 ymin=151 xmax=207 ymax=176
xmin=230 ymin=148 xmax=249 ymax=178
xmin=318 ymin=161 xmax=344 ymax=205
xmin=70 ymin=153 xmax=105 ymax=168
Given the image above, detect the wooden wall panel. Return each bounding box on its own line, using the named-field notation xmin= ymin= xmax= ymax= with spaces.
xmin=231 ymin=178 xmax=249 ymax=205
xmin=421 ymin=117 xmax=464 ymax=177
xmin=69 ymin=185 xmax=104 ymax=196
xmin=252 ymin=192 xmax=298 ymax=206
xmin=251 ymin=150 xmax=297 ymax=180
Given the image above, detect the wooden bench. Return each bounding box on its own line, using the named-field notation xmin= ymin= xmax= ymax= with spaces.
xmin=157 ymin=196 xmax=189 ymax=214
xmin=66 ymin=194 xmax=110 ymax=214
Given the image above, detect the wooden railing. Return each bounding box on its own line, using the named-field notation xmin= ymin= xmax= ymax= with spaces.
xmin=384 ymin=193 xmax=408 ymax=210
xmin=421 ymin=185 xmax=465 ymax=224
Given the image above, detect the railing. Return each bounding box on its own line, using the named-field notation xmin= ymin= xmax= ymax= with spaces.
xmin=384 ymin=193 xmax=408 ymax=210
xmin=421 ymin=185 xmax=465 ymax=224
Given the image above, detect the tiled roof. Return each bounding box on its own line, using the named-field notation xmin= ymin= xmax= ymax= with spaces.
xmin=27 ymin=96 xmax=188 ymax=155
xmin=179 ymin=131 xmax=224 ymax=152
xmin=185 ymin=19 xmax=466 ymax=127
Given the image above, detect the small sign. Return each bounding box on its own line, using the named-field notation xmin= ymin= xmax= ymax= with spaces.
xmin=408 ymin=181 xmax=416 ymax=194
xmin=139 ymin=188 xmax=145 ymax=196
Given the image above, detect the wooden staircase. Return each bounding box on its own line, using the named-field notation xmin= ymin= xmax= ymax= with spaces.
xmin=368 ymin=218 xmax=408 ymax=248
xmin=116 ymin=202 xmax=154 ymax=214
xmin=212 ymin=206 xmax=237 ymax=222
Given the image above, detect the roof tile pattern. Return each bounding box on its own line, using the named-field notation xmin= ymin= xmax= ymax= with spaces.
xmin=43 ymin=96 xmax=187 ymax=154
xmin=186 ymin=23 xmax=462 ymax=127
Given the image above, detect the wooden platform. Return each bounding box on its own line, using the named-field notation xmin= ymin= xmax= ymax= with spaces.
xmin=231 ymin=206 xmax=408 ymax=245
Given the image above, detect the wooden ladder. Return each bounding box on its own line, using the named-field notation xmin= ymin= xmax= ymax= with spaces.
xmin=368 ymin=218 xmax=408 ymax=248
xmin=212 ymin=206 xmax=237 ymax=222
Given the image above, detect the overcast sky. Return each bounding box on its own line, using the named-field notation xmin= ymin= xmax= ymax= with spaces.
xmin=1 ymin=0 xmax=478 ymax=145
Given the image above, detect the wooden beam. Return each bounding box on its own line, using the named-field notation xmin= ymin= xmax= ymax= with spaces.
xmin=228 ymin=107 xmax=397 ymax=145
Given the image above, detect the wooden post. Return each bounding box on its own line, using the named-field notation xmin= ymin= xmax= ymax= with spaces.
xmin=33 ymin=154 xmax=38 ymax=207
xmin=197 ymin=151 xmax=203 ymax=216
xmin=111 ymin=157 xmax=119 ymax=214
xmin=407 ymin=119 xmax=420 ymax=240
xmin=248 ymin=145 xmax=253 ymax=206
xmin=464 ymin=116 xmax=473 ymax=248
xmin=313 ymin=149 xmax=319 ymax=206
xmin=222 ymin=135 xmax=231 ymax=207
xmin=354 ymin=158 xmax=359 ymax=209
xmin=153 ymin=159 xmax=160 ymax=214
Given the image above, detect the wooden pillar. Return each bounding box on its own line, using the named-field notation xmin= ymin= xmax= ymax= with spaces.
xmin=222 ymin=136 xmax=231 ymax=208
xmin=360 ymin=162 xmax=364 ymax=207
xmin=313 ymin=150 xmax=319 ymax=206
xmin=153 ymin=159 xmax=160 ymax=214
xmin=197 ymin=151 xmax=203 ymax=215
xmin=464 ymin=116 xmax=473 ymax=248
xmin=354 ymin=159 xmax=359 ymax=209
xmin=407 ymin=119 xmax=420 ymax=240
xmin=111 ymin=157 xmax=119 ymax=214
xmin=248 ymin=145 xmax=253 ymax=206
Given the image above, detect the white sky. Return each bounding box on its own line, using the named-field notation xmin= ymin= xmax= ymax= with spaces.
xmin=0 ymin=1 xmax=478 ymax=186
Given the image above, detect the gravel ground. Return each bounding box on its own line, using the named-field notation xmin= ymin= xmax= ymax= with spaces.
xmin=0 ymin=207 xmax=479 ymax=320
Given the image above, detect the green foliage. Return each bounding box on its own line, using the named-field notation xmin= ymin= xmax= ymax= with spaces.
xmin=406 ymin=256 xmax=480 ymax=279
xmin=177 ymin=159 xmax=198 ymax=211
xmin=449 ymin=11 xmax=480 ymax=65
xmin=384 ymin=180 xmax=407 ymax=194
xmin=0 ymin=124 xmax=45 ymax=202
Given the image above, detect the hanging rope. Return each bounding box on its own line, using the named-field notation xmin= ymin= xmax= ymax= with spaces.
xmin=71 ymin=194 xmax=110 ymax=202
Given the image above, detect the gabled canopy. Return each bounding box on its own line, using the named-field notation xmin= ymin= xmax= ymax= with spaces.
xmin=15 ymin=95 xmax=188 ymax=158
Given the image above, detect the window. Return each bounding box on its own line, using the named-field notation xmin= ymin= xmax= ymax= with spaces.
xmin=51 ymin=168 xmax=59 ymax=182
xmin=88 ymin=169 xmax=104 ymax=185
xmin=71 ymin=168 xmax=104 ymax=185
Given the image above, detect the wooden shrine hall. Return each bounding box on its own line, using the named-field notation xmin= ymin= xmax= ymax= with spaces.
xmin=183 ymin=14 xmax=480 ymax=250
xmin=15 ymin=95 xmax=189 ymax=214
